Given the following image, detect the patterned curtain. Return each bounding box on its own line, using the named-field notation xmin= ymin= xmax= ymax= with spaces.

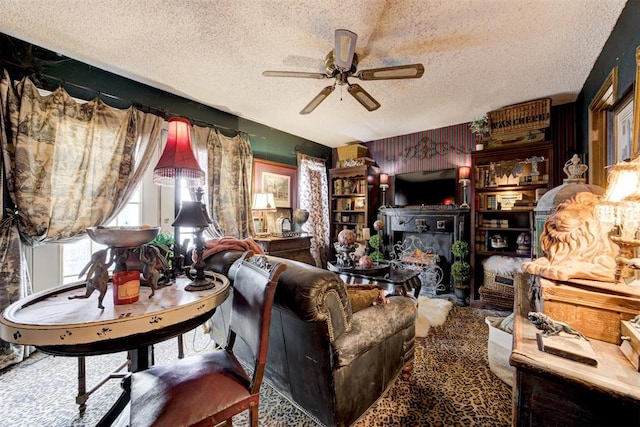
xmin=297 ymin=153 xmax=329 ymax=267
xmin=0 ymin=71 xmax=162 ymax=369
xmin=191 ymin=126 xmax=253 ymax=238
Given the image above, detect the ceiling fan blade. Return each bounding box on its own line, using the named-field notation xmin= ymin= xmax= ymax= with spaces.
xmin=356 ymin=63 xmax=425 ymax=80
xmin=263 ymin=70 xmax=328 ymax=79
xmin=334 ymin=29 xmax=357 ymax=70
xmin=300 ymin=86 xmax=335 ymax=115
xmin=347 ymin=84 xmax=381 ymax=111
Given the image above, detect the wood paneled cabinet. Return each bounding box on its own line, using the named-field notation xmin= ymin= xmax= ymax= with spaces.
xmin=329 ymin=165 xmax=380 ymax=259
xmin=254 ymin=235 xmax=315 ymax=266
xmin=470 ymin=142 xmax=555 ymax=306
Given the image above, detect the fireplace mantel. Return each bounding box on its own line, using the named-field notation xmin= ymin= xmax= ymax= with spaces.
xmin=381 ymin=206 xmax=470 ymax=291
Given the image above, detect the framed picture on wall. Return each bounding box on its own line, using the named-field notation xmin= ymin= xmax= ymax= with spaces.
xmin=253 ymin=160 xmax=297 ymax=208
xmin=614 ymin=88 xmax=634 ymax=162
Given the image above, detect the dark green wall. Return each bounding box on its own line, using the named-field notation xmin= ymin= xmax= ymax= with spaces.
xmin=576 ymin=1 xmax=640 ymax=156
xmin=0 ymin=33 xmax=332 ymax=168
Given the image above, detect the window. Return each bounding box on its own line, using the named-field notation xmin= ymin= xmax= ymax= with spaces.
xmin=61 ymin=188 xmax=142 ymax=284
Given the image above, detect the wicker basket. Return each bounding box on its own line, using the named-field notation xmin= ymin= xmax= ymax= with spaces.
xmin=336 ymin=144 xmax=368 ymax=161
xmin=488 ymin=98 xmax=551 ymax=136
xmin=479 ymin=286 xmax=514 ymax=311
xmin=483 ymin=269 xmax=529 ymax=299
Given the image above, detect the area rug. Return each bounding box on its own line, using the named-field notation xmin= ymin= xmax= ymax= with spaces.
xmin=0 ymin=305 xmax=511 ymax=426
xmin=415 ymin=296 xmax=453 ymax=337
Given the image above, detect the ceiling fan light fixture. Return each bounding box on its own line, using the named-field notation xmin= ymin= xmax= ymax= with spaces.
xmin=264 ymin=28 xmax=422 ymax=114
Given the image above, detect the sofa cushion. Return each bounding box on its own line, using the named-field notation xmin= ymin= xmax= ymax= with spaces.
xmin=346 ymin=285 xmax=382 ymax=313
xmin=332 ymin=296 xmax=416 ymax=367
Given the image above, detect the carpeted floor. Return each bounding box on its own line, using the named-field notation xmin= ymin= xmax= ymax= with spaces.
xmin=0 ymin=303 xmax=512 ymax=427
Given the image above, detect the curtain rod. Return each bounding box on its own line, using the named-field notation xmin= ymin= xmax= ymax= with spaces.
xmin=2 ymin=60 xmax=260 ymax=138
xmin=294 ymin=145 xmax=328 ymax=161
xmin=40 ymin=72 xmax=259 ymax=137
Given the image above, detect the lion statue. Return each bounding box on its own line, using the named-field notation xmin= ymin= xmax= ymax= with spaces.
xmin=522 ymin=192 xmax=618 ymax=282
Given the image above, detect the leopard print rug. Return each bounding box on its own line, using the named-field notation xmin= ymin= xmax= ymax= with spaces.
xmin=0 ymin=305 xmax=511 ymax=426
xmin=236 ymin=304 xmax=513 ymax=427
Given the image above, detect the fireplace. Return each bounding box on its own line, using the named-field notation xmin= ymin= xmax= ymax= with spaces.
xmin=381 ymin=206 xmax=469 ymax=292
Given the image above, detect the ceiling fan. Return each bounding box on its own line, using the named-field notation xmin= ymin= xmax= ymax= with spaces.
xmin=263 ymin=29 xmax=425 ymax=115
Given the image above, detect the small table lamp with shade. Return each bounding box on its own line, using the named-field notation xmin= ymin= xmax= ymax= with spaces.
xmin=379 ymin=173 xmax=389 ymax=208
xmin=252 ymin=193 xmax=276 ymax=235
xmin=459 ymin=166 xmax=471 ymax=208
xmin=172 ymin=188 xmax=215 ymax=291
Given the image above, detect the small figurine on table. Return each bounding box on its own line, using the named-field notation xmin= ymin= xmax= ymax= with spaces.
xmin=69 ymin=248 xmax=115 ymax=309
xmin=140 ymin=245 xmax=169 ymax=297
xmin=528 ymin=312 xmax=588 ymax=340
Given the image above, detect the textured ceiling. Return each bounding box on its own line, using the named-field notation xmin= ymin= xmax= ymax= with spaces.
xmin=0 ymin=0 xmax=628 ymax=148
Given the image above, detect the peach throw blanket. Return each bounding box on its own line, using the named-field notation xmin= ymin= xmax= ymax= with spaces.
xmin=200 ymin=237 xmax=264 ymax=261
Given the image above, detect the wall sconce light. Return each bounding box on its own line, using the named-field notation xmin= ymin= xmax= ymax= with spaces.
xmin=379 ymin=173 xmax=389 ymax=208
xmin=252 ymin=193 xmax=276 ymax=235
xmin=595 ymin=158 xmax=640 ymax=282
xmin=459 ymin=166 xmax=471 ymax=208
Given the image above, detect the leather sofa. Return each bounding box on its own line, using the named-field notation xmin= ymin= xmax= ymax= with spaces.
xmin=204 ymin=251 xmax=417 ymax=427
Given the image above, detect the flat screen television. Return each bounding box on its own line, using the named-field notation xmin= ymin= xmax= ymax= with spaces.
xmin=393 ymin=168 xmax=457 ymax=207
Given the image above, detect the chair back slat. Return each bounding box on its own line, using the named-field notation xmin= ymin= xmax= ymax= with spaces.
xmin=229 ymin=255 xmax=285 ymax=391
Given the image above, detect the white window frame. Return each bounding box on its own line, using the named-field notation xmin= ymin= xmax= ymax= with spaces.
xmin=25 ymin=120 xmax=171 ymax=293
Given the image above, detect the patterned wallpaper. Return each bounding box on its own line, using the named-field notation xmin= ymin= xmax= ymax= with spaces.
xmin=365 ymin=123 xmax=475 ymax=175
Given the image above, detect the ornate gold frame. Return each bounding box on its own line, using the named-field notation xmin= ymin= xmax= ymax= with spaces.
xmin=588 ymin=67 xmax=618 ymax=186
xmin=633 ymin=46 xmax=640 ymax=157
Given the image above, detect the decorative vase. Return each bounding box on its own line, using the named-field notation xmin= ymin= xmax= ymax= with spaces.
xmin=453 ymin=286 xmax=470 ymax=306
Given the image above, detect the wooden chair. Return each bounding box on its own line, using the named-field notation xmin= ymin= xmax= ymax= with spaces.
xmin=126 ymin=253 xmax=286 ymax=427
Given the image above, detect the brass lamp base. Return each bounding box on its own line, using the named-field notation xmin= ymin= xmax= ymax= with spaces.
xmin=610 ymin=236 xmax=640 ymax=283
xmin=185 ymin=276 xmax=215 ymax=291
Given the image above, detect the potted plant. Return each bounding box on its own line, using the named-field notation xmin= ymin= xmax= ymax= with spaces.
xmin=469 ymin=115 xmax=489 ymax=151
xmin=451 ymin=240 xmax=471 ymax=306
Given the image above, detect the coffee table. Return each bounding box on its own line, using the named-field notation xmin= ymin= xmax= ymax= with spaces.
xmin=334 ymin=266 xmax=421 ymax=298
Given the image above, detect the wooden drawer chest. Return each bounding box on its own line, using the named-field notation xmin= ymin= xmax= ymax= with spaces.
xmin=255 ymin=235 xmax=315 ymax=266
xmin=511 ymin=278 xmax=640 ymax=426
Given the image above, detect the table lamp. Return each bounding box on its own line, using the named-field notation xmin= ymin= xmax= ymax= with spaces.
xmin=153 ymin=117 xmax=205 ymax=277
xmin=459 ymin=166 xmax=471 ymax=208
xmin=172 ymin=197 xmax=214 ymax=291
xmin=252 ymin=193 xmax=276 ymax=235
xmin=379 ymin=173 xmax=389 ymax=208
xmin=595 ymin=157 xmax=640 ymax=282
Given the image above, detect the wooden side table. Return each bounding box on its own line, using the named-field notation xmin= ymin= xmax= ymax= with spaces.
xmin=255 ymin=234 xmax=315 ymax=265
xmin=511 ymin=278 xmax=640 ymax=426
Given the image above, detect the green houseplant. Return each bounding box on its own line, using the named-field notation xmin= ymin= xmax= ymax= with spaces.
xmin=469 ymin=115 xmax=489 ymax=150
xmin=450 ymin=240 xmax=471 ymax=306
xmin=128 ymin=231 xmax=175 ymax=271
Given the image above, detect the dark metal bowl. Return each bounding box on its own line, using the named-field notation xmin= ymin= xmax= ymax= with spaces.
xmin=86 ymin=226 xmax=160 ymax=248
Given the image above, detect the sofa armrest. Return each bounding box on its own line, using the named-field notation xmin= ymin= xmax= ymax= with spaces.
xmin=332 ymin=296 xmax=416 ymax=367
xmin=270 ymin=257 xmax=352 ymax=340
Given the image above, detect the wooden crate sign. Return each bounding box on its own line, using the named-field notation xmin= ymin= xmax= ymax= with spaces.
xmin=539 ymin=278 xmax=640 ymax=345
xmin=488 ymin=98 xmax=551 ymax=136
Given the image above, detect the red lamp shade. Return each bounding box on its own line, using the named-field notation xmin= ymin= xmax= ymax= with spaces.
xmin=459 ymin=166 xmax=471 ymax=180
xmin=153 ymin=117 xmax=205 ymax=188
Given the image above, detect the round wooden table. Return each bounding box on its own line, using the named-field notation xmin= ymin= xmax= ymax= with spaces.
xmin=0 ymin=274 xmax=230 ymax=426
xmin=0 ymin=274 xmax=229 ymax=360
